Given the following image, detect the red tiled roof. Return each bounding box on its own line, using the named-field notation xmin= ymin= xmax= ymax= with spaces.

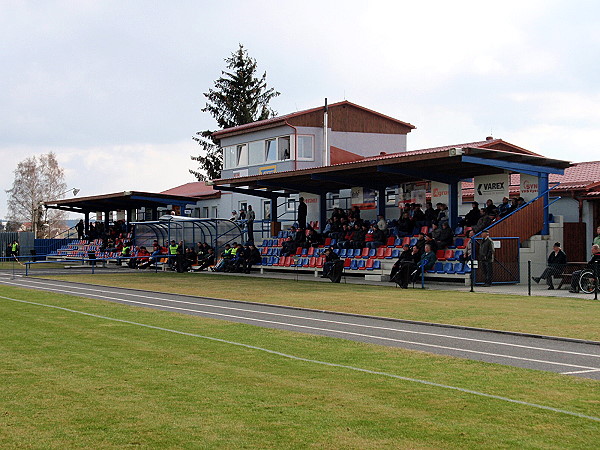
xmin=160 ymin=182 xmax=220 ymax=198
xmin=550 ymin=161 xmax=600 ymax=190
xmin=212 ymin=100 xmax=416 ymax=138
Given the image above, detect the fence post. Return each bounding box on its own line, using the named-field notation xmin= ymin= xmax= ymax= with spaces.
xmin=528 ymin=260 xmax=531 ymax=296
xmin=594 ymin=261 xmax=600 ymax=300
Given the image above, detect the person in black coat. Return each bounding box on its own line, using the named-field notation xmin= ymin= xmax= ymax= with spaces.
xmin=297 ymin=197 xmax=307 ymax=229
xmin=532 ymin=242 xmax=567 ymax=290
xmin=321 ymin=248 xmax=343 ymax=283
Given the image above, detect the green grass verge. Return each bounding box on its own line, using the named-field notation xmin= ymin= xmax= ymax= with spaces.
xmin=1 ymin=285 xmax=599 ymax=448
xmin=43 ymin=272 xmax=600 ymax=341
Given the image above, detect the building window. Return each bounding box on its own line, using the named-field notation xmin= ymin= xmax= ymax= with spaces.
xmin=236 ymin=144 xmax=248 ymax=166
xmin=286 ymin=198 xmax=296 ymax=212
xmin=297 ymin=135 xmax=314 ymax=160
xmin=248 ymin=140 xmax=263 ymax=165
xmin=202 ymin=207 xmax=209 ymax=218
xmin=223 ymin=146 xmax=231 ymax=169
xmin=386 ymin=189 xmax=397 ymax=205
xmin=278 ymin=136 xmax=290 ymax=160
xmin=265 ymin=139 xmax=277 ymax=161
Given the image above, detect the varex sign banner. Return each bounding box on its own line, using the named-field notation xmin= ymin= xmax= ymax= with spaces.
xmin=520 ymin=174 xmax=539 ymax=202
xmin=474 ymin=174 xmax=510 ymax=205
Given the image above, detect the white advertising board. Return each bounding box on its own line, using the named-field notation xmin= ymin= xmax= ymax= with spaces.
xmin=474 ymin=174 xmax=510 ymax=205
xmin=520 ymin=174 xmax=539 ymax=202
xmin=431 ymin=181 xmax=449 ymax=205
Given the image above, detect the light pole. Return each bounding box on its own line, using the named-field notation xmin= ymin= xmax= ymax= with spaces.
xmin=36 ymin=188 xmax=80 ymax=238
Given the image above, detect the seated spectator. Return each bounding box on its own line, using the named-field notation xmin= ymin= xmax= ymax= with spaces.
xmin=497 ymin=197 xmax=511 ymax=217
xmin=184 ymin=247 xmax=198 ymax=271
xmin=336 ymin=225 xmax=354 ymax=249
xmin=138 ymin=246 xmax=161 ymax=269
xmin=424 ymin=234 xmax=438 ymax=253
xmin=365 ymin=224 xmax=384 ymax=249
xmin=459 ymin=230 xmax=475 ymax=264
xmin=396 ymin=244 xmax=435 ymax=288
xmin=472 ymin=209 xmax=492 ymax=234
xmin=508 ymin=197 xmax=519 ymax=214
xmin=463 ymin=202 xmax=481 ymax=227
xmin=241 ymin=244 xmax=261 ymax=274
xmin=435 ymin=222 xmax=454 ymax=249
xmin=194 ymin=248 xmax=215 ymax=271
xmin=321 ymin=248 xmax=343 ymax=283
xmin=212 ymin=244 xmax=234 ymax=272
xmin=532 ymin=242 xmax=567 ymax=290
xmin=436 ymin=203 xmax=449 ymax=226
xmin=304 ymin=228 xmax=322 ymax=248
xmin=377 ymin=215 xmax=388 ymax=234
xmin=412 ymin=204 xmax=426 ymax=226
xmin=484 ymin=199 xmax=498 ymax=216
xmin=415 ymin=233 xmax=427 ymax=252
xmin=389 ymin=244 xmax=413 ymax=281
xmin=396 ymin=212 xmax=413 ymax=237
xmin=569 ymin=244 xmax=600 ymax=293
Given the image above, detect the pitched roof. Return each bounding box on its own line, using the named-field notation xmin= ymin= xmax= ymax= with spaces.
xmin=212 ymin=100 xmax=416 ymax=139
xmin=160 ymin=182 xmax=220 ymax=199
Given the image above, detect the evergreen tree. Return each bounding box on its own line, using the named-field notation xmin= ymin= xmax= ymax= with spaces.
xmin=191 ymin=44 xmax=280 ymax=180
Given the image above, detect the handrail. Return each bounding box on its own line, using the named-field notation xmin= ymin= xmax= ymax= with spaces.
xmin=472 ymin=183 xmax=561 ymax=239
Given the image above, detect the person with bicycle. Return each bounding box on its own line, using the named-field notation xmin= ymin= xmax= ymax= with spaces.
xmin=569 ymin=244 xmax=600 ymax=293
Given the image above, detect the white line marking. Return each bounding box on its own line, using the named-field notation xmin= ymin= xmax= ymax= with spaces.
xmin=561 ymin=369 xmax=600 ymax=375
xmin=5 ymin=278 xmax=600 ymax=360
xmin=1 ymin=279 xmax=599 ymax=372
xmin=1 ymin=293 xmax=599 ymax=423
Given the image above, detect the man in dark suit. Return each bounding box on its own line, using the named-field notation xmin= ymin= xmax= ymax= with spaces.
xmin=532 ymin=242 xmax=567 ymax=290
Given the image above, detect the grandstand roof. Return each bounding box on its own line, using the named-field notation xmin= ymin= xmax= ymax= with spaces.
xmin=212 ymin=141 xmax=570 ymax=195
xmin=160 ymin=181 xmax=220 ymax=199
xmin=44 ymin=191 xmax=200 ymax=214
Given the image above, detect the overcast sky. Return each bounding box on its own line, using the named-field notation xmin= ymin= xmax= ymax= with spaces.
xmin=2 ymin=0 xmax=599 ymax=219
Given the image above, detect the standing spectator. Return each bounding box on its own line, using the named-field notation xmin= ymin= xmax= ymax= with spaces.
xmin=238 ymin=209 xmax=246 ymax=220
xmin=10 ymin=240 xmax=19 ymax=257
xmin=424 ymin=202 xmax=437 ymax=226
xmin=532 ymin=242 xmax=567 ymax=290
xmin=76 ymin=219 xmax=85 ymax=239
xmin=478 ymin=230 xmax=495 ymax=287
xmin=297 ymin=197 xmax=307 ymax=229
xmin=376 ymin=215 xmax=388 ymax=234
xmin=246 ymin=205 xmax=255 ymax=243
xmin=594 ymin=225 xmax=600 ymax=247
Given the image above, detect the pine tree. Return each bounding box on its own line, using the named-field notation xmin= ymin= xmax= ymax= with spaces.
xmin=190 ymin=44 xmax=280 ymax=181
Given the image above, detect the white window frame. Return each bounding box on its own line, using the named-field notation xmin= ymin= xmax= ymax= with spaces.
xmin=297 ymin=135 xmax=314 ymax=161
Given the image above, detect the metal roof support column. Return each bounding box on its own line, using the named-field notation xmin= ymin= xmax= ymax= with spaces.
xmin=448 ymin=182 xmax=459 ymax=229
xmin=319 ymin=193 xmax=327 ymax=232
xmin=377 ymin=188 xmax=386 ymax=219
xmin=540 ymin=173 xmax=549 ymax=235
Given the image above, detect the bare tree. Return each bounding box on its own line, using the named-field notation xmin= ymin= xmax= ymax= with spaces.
xmin=5 ymin=153 xmax=68 ymax=238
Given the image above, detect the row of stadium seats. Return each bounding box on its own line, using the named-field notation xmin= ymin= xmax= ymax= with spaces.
xmin=260 ymin=256 xmax=382 ymax=271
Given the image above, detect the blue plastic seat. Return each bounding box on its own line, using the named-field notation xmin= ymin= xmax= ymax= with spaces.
xmin=444 ymin=262 xmax=455 ymax=274
xmin=372 ymin=260 xmax=381 ymax=270
xmin=350 ymin=259 xmax=359 ymax=270
xmin=429 ymin=262 xmax=443 ymax=273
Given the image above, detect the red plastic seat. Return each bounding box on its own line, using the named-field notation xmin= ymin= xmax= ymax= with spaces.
xmin=360 ymin=248 xmax=370 ymax=258
xmin=436 ymin=249 xmax=447 ymax=261
xmin=374 ymin=247 xmax=385 ymax=259
xmin=316 ymin=257 xmax=325 ymax=268
xmin=364 ymin=259 xmax=374 ymax=270
xmin=343 ymin=258 xmax=352 ymax=268
xmin=383 ymin=247 xmax=392 ymax=259
xmin=386 ymin=236 xmax=395 ymax=247
xmin=308 ymin=257 xmax=316 ymax=267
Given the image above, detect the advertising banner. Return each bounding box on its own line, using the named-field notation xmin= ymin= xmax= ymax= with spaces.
xmin=430 ymin=181 xmax=449 ymax=205
xmin=520 ymin=174 xmax=539 ymax=202
xmin=474 ymin=174 xmax=510 ymax=205
xmin=351 ymin=187 xmax=376 ymax=209
xmin=301 ymin=192 xmax=320 ymax=224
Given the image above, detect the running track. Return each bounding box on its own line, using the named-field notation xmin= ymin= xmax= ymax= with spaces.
xmin=1 ymin=275 xmax=599 ymax=380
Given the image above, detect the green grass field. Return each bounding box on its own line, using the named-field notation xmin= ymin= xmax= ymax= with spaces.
xmin=45 ymin=272 xmax=600 ymax=341
xmin=1 ymin=283 xmax=599 ymax=448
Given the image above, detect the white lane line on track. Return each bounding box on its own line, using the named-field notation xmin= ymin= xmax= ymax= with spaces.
xmin=1 ymin=293 xmax=599 ymax=423
xmin=6 ymin=278 xmax=600 ymax=360
xmin=560 ymin=369 xmax=600 ymax=375
xmin=1 ymin=279 xmax=599 ymax=372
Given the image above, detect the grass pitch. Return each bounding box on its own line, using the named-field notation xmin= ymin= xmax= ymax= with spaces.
xmin=45 ymin=272 xmax=600 ymax=341
xmin=1 ymin=284 xmax=599 ymax=448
